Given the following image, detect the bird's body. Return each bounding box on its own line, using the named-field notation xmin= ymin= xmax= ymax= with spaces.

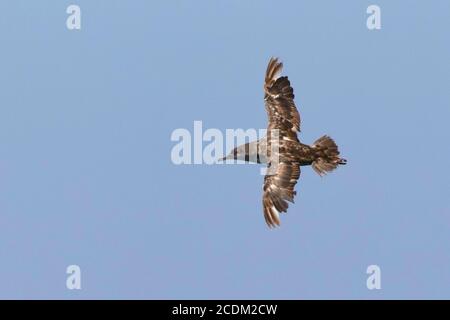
xmin=233 ymin=137 xmax=316 ymax=166
xmin=221 ymin=58 xmax=346 ymax=228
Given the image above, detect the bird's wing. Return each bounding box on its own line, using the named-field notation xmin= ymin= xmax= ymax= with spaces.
xmin=262 ymin=57 xmax=302 ymax=227
xmin=262 ymin=158 xmax=301 ymax=228
xmin=264 ymin=57 xmax=301 ymax=136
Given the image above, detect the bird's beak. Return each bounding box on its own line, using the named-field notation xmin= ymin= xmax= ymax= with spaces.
xmin=217 ymin=155 xmax=228 ymax=162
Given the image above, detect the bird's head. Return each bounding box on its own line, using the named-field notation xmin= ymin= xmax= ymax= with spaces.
xmin=218 ymin=144 xmax=249 ymax=162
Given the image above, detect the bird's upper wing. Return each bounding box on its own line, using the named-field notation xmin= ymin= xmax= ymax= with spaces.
xmin=264 ymin=57 xmax=301 ymax=136
xmin=262 ymin=157 xmax=301 ymax=228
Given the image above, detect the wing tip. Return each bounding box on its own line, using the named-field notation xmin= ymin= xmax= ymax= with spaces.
xmin=265 ymin=57 xmax=283 ymax=85
xmin=263 ymin=201 xmax=282 ymax=228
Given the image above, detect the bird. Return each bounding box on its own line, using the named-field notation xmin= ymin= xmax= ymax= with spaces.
xmin=220 ymin=57 xmax=347 ymax=228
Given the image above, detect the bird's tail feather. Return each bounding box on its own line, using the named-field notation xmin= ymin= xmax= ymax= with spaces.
xmin=311 ymin=135 xmax=346 ymax=176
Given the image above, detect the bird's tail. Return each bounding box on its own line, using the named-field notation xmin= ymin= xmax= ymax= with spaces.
xmin=311 ymin=135 xmax=346 ymax=176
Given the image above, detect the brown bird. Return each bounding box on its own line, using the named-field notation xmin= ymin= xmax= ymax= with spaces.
xmin=220 ymin=58 xmax=346 ymax=228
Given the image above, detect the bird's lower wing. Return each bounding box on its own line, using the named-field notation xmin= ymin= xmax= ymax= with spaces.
xmin=262 ymin=160 xmax=301 ymax=228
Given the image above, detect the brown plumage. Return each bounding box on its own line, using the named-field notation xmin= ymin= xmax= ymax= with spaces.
xmin=221 ymin=57 xmax=346 ymax=228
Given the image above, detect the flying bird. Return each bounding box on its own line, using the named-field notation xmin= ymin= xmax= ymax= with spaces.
xmin=220 ymin=57 xmax=347 ymax=228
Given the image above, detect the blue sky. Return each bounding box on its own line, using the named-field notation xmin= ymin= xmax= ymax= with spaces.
xmin=0 ymin=1 xmax=449 ymax=299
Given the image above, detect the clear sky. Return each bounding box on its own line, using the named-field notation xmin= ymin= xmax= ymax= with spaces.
xmin=0 ymin=1 xmax=449 ymax=299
